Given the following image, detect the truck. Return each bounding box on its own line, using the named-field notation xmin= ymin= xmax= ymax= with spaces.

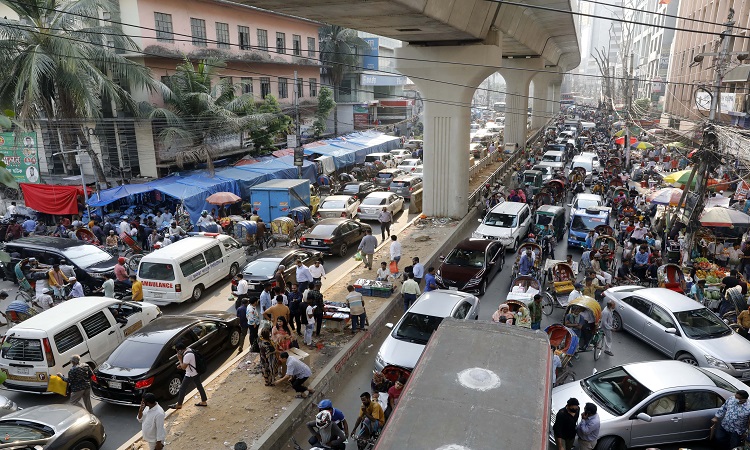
xmin=248 ymin=179 xmax=311 ymax=223
xmin=375 ymin=319 xmax=552 ymax=450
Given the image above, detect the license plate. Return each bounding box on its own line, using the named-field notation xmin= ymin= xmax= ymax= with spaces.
xmin=15 ymin=368 xmax=29 ymax=375
xmin=151 ymin=292 xmax=163 ymax=298
xmin=309 ymin=240 xmax=320 ymax=246
xmin=449 ymin=287 xmax=459 ymax=291
xmin=108 ymin=381 xmax=122 ymax=389
xmin=367 ymin=209 xmax=376 ymax=214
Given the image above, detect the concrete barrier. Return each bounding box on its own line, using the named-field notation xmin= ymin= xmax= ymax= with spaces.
xmin=408 ymin=189 xmax=423 ymax=214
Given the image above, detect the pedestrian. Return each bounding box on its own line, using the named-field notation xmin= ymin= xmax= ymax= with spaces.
xmin=378 ymin=208 xmax=392 ymax=241
xmin=358 ymin=229 xmax=378 ymax=270
xmin=309 ymin=281 xmax=325 ymax=337
xmin=275 ymin=351 xmax=314 ymax=398
xmin=576 ymin=402 xmax=600 ymax=450
xmin=309 ymin=260 xmax=326 ymax=285
xmin=137 ymin=392 xmax=166 ymax=450
xmin=304 ymin=293 xmax=315 ymax=346
xmin=258 ymin=327 xmax=278 ymax=386
xmin=424 ymin=267 xmax=438 ymax=292
xmin=264 ymin=294 xmax=290 ymax=325
xmin=528 ymin=294 xmax=543 ymax=330
xmin=101 ymin=273 xmax=115 ymax=299
xmin=553 ymin=397 xmax=580 ymax=450
xmin=129 ymin=275 xmax=142 ymax=301
xmin=712 ymin=390 xmax=750 ymax=449
xmin=57 ymin=355 xmax=93 ymax=413
xmin=236 ymin=298 xmax=250 ymax=353
xmin=233 ymin=273 xmax=249 ymax=309
xmin=288 ymin=283 xmax=303 ymax=332
xmin=346 ymin=285 xmax=366 ymax=334
xmin=295 ymin=259 xmax=313 ymax=293
xmin=170 ymin=341 xmax=208 ymax=409
xmin=69 ymin=276 xmax=84 ymax=299
xmin=601 ymin=300 xmax=616 ymax=356
xmin=411 ymin=257 xmax=424 ymax=284
xmin=400 ymin=273 xmax=420 ymax=312
xmin=247 ymin=297 xmax=260 ymax=352
xmin=259 ymin=283 xmax=273 ymax=316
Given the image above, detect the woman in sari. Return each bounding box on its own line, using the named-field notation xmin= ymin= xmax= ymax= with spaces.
xmin=271 ymin=316 xmax=294 ymax=351
xmin=492 ymin=304 xmax=515 ymax=325
xmin=515 ymin=306 xmax=532 ymax=328
xmin=258 ymin=327 xmax=277 ymax=386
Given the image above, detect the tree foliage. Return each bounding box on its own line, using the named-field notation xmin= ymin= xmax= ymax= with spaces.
xmin=313 ymin=86 xmax=335 ymax=137
xmin=247 ymin=94 xmax=291 ymax=154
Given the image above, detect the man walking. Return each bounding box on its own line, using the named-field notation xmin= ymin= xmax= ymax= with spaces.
xmin=57 ymin=355 xmax=93 ymax=413
xmin=400 ymin=273 xmax=420 ymax=312
xmin=236 ymin=298 xmax=250 ymax=353
xmin=528 ymin=294 xmax=543 ymax=330
xmin=346 ymin=285 xmax=367 ymax=334
xmin=295 ymin=259 xmax=314 ymax=293
xmin=576 ymin=403 xmax=600 ymax=450
xmin=553 ymin=398 xmax=579 ymax=450
xmin=712 ymin=390 xmax=750 ymax=448
xmin=308 ymin=281 xmax=325 ymax=337
xmin=171 ymin=341 xmax=208 ymax=409
xmin=309 ymin=260 xmax=326 ymax=285
xmin=411 ymin=257 xmax=424 ymax=284
xmin=601 ymin=300 xmax=616 ymax=356
xmin=358 ymin=229 xmax=378 ymax=270
xmin=389 ymin=235 xmax=402 ymax=270
xmin=233 ymin=273 xmax=249 ymax=309
xmin=137 ymin=393 xmax=166 ymax=450
xmin=378 ymin=208 xmax=392 ymax=241
xmin=259 ymin=283 xmax=273 ymax=316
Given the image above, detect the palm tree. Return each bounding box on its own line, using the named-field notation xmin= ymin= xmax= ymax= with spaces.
xmin=0 ymin=0 xmax=160 ymax=185
xmin=144 ymin=58 xmax=277 ymax=174
xmin=319 ymin=25 xmax=368 ymax=136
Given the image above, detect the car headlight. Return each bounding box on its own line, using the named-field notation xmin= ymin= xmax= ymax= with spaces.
xmin=471 ymin=231 xmax=482 ymax=238
xmin=375 ymin=353 xmax=385 ymax=368
xmin=1 ymin=398 xmax=15 ymax=410
xmin=705 ymin=355 xmax=729 ymax=369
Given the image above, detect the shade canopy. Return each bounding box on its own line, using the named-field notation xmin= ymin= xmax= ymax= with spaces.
xmin=699 ymin=207 xmax=750 ymax=228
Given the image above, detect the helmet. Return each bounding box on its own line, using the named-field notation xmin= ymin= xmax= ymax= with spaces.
xmin=315 ymin=410 xmax=332 ymax=428
xmin=118 ymin=257 xmax=126 ymax=264
xmin=201 ymin=210 xmax=208 ymax=216
xmin=318 ymin=399 xmax=333 ymax=410
xmin=528 ymin=233 xmax=535 ymax=239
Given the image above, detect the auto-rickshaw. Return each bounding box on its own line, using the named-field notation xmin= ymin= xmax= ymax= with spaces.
xmin=534 ymin=205 xmax=566 ymax=242
xmin=523 ymin=169 xmax=544 ymax=196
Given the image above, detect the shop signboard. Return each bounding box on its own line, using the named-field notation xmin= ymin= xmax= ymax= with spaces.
xmin=0 ymin=132 xmax=41 ymax=183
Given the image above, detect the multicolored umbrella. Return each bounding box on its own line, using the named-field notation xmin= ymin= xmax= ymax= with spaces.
xmin=646 ymin=187 xmax=685 ymax=206
xmin=206 ymin=191 xmax=242 ymax=205
xmin=614 ymin=136 xmax=637 ymax=145
xmin=699 ymin=207 xmax=750 ymax=228
xmin=613 ymin=129 xmax=626 ymax=137
xmin=630 ymin=141 xmax=655 ymax=150
xmin=662 ymin=169 xmax=694 ymax=185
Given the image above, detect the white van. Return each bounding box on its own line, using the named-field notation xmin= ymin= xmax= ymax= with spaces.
xmin=472 ymin=202 xmax=532 ymax=251
xmin=138 ymin=235 xmax=245 ymax=304
xmin=364 ymin=153 xmax=394 ymax=166
xmin=571 ymin=155 xmax=595 ymax=185
xmin=0 ymin=298 xmax=160 ymax=393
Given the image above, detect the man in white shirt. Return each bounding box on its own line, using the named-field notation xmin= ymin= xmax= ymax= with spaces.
xmin=295 ymin=259 xmax=314 ymax=292
xmin=309 ymin=260 xmax=326 ymax=284
xmin=565 ymin=254 xmax=580 ymax=277
xmin=69 ymin=277 xmax=85 ymax=299
xmin=35 ymin=288 xmax=55 ymax=310
xmin=171 ymin=341 xmax=207 ymax=409
xmin=162 ymin=209 xmax=173 ymax=224
xmin=390 ymin=235 xmax=402 ymax=269
xmin=166 ymin=222 xmax=185 ymax=240
xmin=119 ymin=217 xmax=131 ymax=236
xmin=137 ymin=393 xmax=166 ymax=450
xmin=59 ymin=259 xmax=76 ymax=279
xmin=233 ymin=273 xmax=249 ymax=308
xmin=376 ymin=262 xmax=390 ymax=281
xmin=411 ymin=257 xmax=424 ymax=284
xmin=6 ymin=202 xmax=16 ymax=217
xmin=601 ymin=300 xmax=616 ymax=356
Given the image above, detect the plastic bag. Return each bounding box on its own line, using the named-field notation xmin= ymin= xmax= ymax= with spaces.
xmin=389 ymin=261 xmax=399 ymax=274
xmin=47 ymin=375 xmax=68 ymax=396
xmin=354 ymin=251 xmax=363 ymax=261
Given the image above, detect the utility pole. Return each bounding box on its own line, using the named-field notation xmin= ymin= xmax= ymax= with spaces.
xmin=624 ymin=53 xmax=634 ymax=171
xmin=292 ymin=70 xmax=303 ymax=179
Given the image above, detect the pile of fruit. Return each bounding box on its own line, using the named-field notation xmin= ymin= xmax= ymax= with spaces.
xmin=693 ymin=257 xmax=712 ymax=271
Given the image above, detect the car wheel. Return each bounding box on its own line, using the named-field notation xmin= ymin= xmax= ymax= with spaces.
xmin=594 ymin=436 xmax=624 ymax=450
xmin=339 ymin=243 xmax=348 ymax=258
xmin=229 ymin=327 xmax=241 ymax=348
xmin=71 ymin=440 xmax=98 ymax=450
xmin=478 ymin=279 xmax=487 ymax=296
xmin=511 ymin=238 xmax=519 ymax=252
xmin=677 ymin=352 xmax=699 ymax=366
xmin=228 ymin=263 xmax=239 ymax=279
xmin=191 ymin=285 xmax=203 ymax=302
xmin=166 ymin=374 xmax=183 ymax=398
xmin=611 ymin=311 xmax=623 ymax=331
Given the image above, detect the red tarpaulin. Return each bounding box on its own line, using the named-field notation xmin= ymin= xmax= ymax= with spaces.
xmin=20 ymin=183 xmax=91 ymax=215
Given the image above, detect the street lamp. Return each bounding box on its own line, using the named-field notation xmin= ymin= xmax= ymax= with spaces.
xmin=53 ymin=149 xmax=91 ymax=221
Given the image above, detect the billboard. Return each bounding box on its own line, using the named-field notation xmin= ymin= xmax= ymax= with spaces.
xmin=0 ymin=132 xmax=41 ymax=183
xmin=362 ymin=37 xmax=379 ymax=71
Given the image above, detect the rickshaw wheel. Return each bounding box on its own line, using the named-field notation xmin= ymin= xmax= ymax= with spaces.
xmin=593 ymin=333 xmax=604 ymax=361
xmin=542 ymin=292 xmax=554 ymax=316
xmin=557 ymin=371 xmax=576 ymax=385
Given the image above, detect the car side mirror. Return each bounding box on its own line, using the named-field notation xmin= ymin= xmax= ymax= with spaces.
xmin=439 ymin=255 xmax=445 ymax=261
xmin=385 ymin=323 xmax=394 ymax=329
xmin=636 ymin=412 xmax=653 ymax=423
xmin=665 ymin=327 xmax=677 ymax=335
xmin=477 ymin=219 xmax=482 ymax=223
xmin=567 ymin=203 xmax=572 ymax=207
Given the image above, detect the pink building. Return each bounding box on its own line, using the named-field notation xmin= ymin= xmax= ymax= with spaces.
xmin=120 ymin=0 xmax=321 ymax=106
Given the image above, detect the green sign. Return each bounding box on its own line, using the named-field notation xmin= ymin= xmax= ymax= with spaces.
xmin=0 ymin=132 xmax=41 ymax=183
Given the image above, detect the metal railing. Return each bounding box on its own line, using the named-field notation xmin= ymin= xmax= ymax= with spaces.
xmin=469 ymin=152 xmax=494 ymax=180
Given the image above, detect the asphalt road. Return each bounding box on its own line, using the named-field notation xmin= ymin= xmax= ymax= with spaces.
xmin=0 ymin=207 xmax=416 ymax=450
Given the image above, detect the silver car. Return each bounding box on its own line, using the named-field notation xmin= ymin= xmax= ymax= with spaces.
xmin=0 ymin=404 xmax=106 ymax=449
xmin=358 ymin=192 xmax=404 ymax=221
xmin=317 ymin=195 xmax=360 ymax=219
xmin=374 ymin=290 xmax=479 ymax=373
xmin=604 ymin=287 xmax=750 ymax=379
xmin=550 ymin=360 xmax=746 ymax=450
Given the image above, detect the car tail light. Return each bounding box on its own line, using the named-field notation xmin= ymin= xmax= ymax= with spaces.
xmin=91 ymin=373 xmax=98 ymax=384
xmin=341 ymin=212 xmax=347 ymax=217
xmin=175 ymin=284 xmax=181 ymax=292
xmin=389 ymin=187 xmax=393 ymax=191
xmin=0 ymin=335 xmax=5 ymax=345
xmin=300 ymin=237 xmax=306 ymax=242
xmin=135 ymin=377 xmax=154 ymax=389
xmin=324 ymin=239 xmax=333 ymax=244
xmin=357 ymin=207 xmax=361 ymax=213
xmin=42 ymin=338 xmax=55 ymax=367
xmin=409 ymin=187 xmax=413 ymax=192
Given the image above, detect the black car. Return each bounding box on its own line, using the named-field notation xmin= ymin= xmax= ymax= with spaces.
xmin=92 ymin=312 xmax=241 ymax=404
xmin=338 ymin=181 xmax=379 ymax=199
xmin=242 ymin=247 xmax=323 ymax=294
xmin=435 ymin=238 xmax=505 ymax=296
xmin=5 ymin=236 xmax=119 ymax=294
xmin=299 ymin=218 xmax=371 ymax=257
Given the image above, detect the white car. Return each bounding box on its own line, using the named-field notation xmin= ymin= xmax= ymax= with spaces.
xmin=398 ymin=158 xmax=423 ymax=173
xmin=389 ymin=149 xmax=412 ymax=165
xmin=403 ymin=139 xmax=423 ymax=150
xmin=358 ymin=192 xmax=404 ymax=221
xmin=317 ymin=195 xmax=360 ymax=219
xmin=472 ymin=201 xmax=532 ymax=251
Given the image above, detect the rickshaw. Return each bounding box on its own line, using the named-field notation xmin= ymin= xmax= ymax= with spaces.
xmin=270 ymin=216 xmax=296 ymax=246
xmin=542 ymin=260 xmax=576 ymax=314
xmin=505 ymin=299 xmax=527 ymax=314
xmin=534 ymin=205 xmax=566 ymax=242
xmin=606 ymin=158 xmax=622 ymax=174
xmin=593 ymin=235 xmax=618 ymax=274
xmin=546 ymin=324 xmax=579 ymax=385
xmin=594 ymin=224 xmax=615 ymax=237
xmin=382 ymin=364 xmax=412 ymax=384
xmin=75 ymin=228 xmax=99 ymax=245
xmin=609 ymin=177 xmax=625 ymax=188
xmin=120 ymin=232 xmax=145 ymax=272
xmin=609 ymin=186 xmax=629 ymax=203
xmin=591 ymin=179 xmax=607 ymax=196
xmin=233 ymin=220 xmax=263 ymax=255
xmin=563 ymin=296 xmax=604 ymax=360
xmin=506 ymin=274 xmax=543 ymax=305
xmin=511 ymin=242 xmax=543 ymax=279
xmin=657 ymin=263 xmax=687 ymax=294
xmin=533 ymin=187 xmax=556 ymax=209
xmin=316 ymin=174 xmax=339 ymax=196
xmin=546 ymin=179 xmax=566 ymax=199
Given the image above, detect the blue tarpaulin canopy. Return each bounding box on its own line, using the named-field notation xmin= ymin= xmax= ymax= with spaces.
xmin=303 ymin=131 xmax=401 ymax=169
xmin=88 ymin=184 xmax=156 ymax=207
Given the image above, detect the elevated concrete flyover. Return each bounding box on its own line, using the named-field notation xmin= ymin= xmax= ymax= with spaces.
xmin=240 ymin=0 xmax=580 ymax=217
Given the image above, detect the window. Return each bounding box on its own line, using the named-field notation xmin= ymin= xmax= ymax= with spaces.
xmin=276 ymin=32 xmax=286 ymax=54
xmin=296 ymin=77 xmax=304 ymax=98
xmin=260 ymin=77 xmax=271 ymax=99
xmin=154 ymin=12 xmax=174 ymax=43
xmin=278 ymin=77 xmax=288 ymax=99
xmin=623 ymin=296 xmax=652 ymax=315
xmin=292 ymin=34 xmax=301 ymax=56
xmin=215 ymin=22 xmax=230 ymax=49
xmin=257 ymin=29 xmax=268 ymax=51
xmin=339 ymin=79 xmax=352 ymax=96
xmin=54 ymin=326 xmax=84 ymax=354
xmin=307 ymin=37 xmax=315 ymax=57
xmin=191 ymin=18 xmax=207 ymax=47
xmin=453 ymin=302 xmax=472 ymax=319
xmin=241 ymin=77 xmax=253 ymax=94
xmin=684 ymin=391 xmax=724 ymax=412
xmin=644 ymin=394 xmax=679 ymax=416
xmin=238 ymin=26 xmax=250 ymax=50
xmin=139 ymin=262 xmax=176 ymax=281
xmin=309 ymin=78 xmax=317 ymax=97
xmin=204 ymin=245 xmax=223 ymax=264
xmin=648 ymin=305 xmax=675 ymax=329
xmin=81 ymin=312 xmax=113 ymax=339
xmin=180 ymin=254 xmax=207 ymax=277
xmin=1 ymin=338 xmax=43 ymax=362
xmin=191 ymin=322 xmax=219 ymax=340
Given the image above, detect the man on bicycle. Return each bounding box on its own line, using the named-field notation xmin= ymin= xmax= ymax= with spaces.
xmin=306 ymin=410 xmax=346 ymax=450
xmin=351 ymin=392 xmax=385 ymax=440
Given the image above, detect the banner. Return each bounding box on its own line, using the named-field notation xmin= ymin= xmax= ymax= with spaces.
xmin=0 ymin=132 xmax=41 ymax=183
xmin=735 ymin=181 xmax=750 ymax=200
xmin=362 ymin=38 xmax=379 ymax=71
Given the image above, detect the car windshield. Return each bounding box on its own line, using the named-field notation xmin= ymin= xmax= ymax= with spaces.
xmin=583 ymin=367 xmax=652 ymax=416
xmin=698 ymin=367 xmax=740 ymax=392
xmin=378 ymin=173 xmax=395 ymax=179
xmin=536 ymin=215 xmax=553 ymax=226
xmin=321 ymin=201 xmax=346 ymax=209
xmin=542 ymin=154 xmax=561 ymax=162
xmin=362 ymin=197 xmax=386 ymax=206
xmin=342 ymin=185 xmax=361 ymax=194
xmin=107 ymin=339 xmax=163 ymax=369
xmin=674 ymin=308 xmax=732 ymax=339
xmin=243 ymin=260 xmax=279 ymax=277
xmin=524 ymin=174 xmax=539 ymax=184
xmin=0 ymin=421 xmax=54 ymax=441
xmin=483 ymin=213 xmax=517 ymax=228
xmin=61 ymin=245 xmax=112 ymax=268
xmin=571 ymin=215 xmax=606 ymax=231
xmin=310 ymin=224 xmax=338 ymax=236
xmin=394 ymin=312 xmax=445 ymax=345
xmin=444 ymin=249 xmax=485 ymax=267
xmin=573 ymin=161 xmax=593 ymax=171
xmin=575 ymin=198 xmax=601 ymax=209
xmin=138 ymin=262 xmax=176 ymax=281
xmin=0 ymin=338 xmax=43 ymax=362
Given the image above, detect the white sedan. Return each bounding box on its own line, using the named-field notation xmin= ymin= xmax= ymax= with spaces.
xmin=389 ymin=149 xmax=412 ymax=165
xmin=358 ymin=192 xmax=405 ymax=221
xmin=317 ymin=195 xmax=360 ymax=219
xmin=398 ymin=158 xmax=423 ymax=173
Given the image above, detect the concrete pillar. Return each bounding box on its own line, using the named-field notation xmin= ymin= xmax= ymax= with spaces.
xmin=395 ymin=42 xmax=501 ymax=219
xmin=498 ymin=59 xmax=543 ymax=151
xmin=549 ymin=81 xmax=562 ymax=115
xmin=530 ymin=70 xmax=563 ymax=129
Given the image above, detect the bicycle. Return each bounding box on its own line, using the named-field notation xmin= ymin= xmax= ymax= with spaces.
xmin=555 ymin=367 xmax=577 ymax=387
xmin=590 ymin=328 xmax=605 ymax=361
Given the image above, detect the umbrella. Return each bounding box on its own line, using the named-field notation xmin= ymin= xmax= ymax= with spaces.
xmin=613 ymin=129 xmax=626 ymax=137
xmin=614 ymin=136 xmax=637 ymax=145
xmin=699 ymin=207 xmax=750 ymax=228
xmin=663 ymin=169 xmax=694 ymax=185
xmin=666 ymin=141 xmax=686 ymax=148
xmin=206 ymin=191 xmax=242 ymax=205
xmin=646 ymin=187 xmax=685 ymax=206
xmin=630 ymin=141 xmax=655 ymax=150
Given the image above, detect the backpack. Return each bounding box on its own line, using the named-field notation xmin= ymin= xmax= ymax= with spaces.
xmin=187 ymin=349 xmax=207 ymax=375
